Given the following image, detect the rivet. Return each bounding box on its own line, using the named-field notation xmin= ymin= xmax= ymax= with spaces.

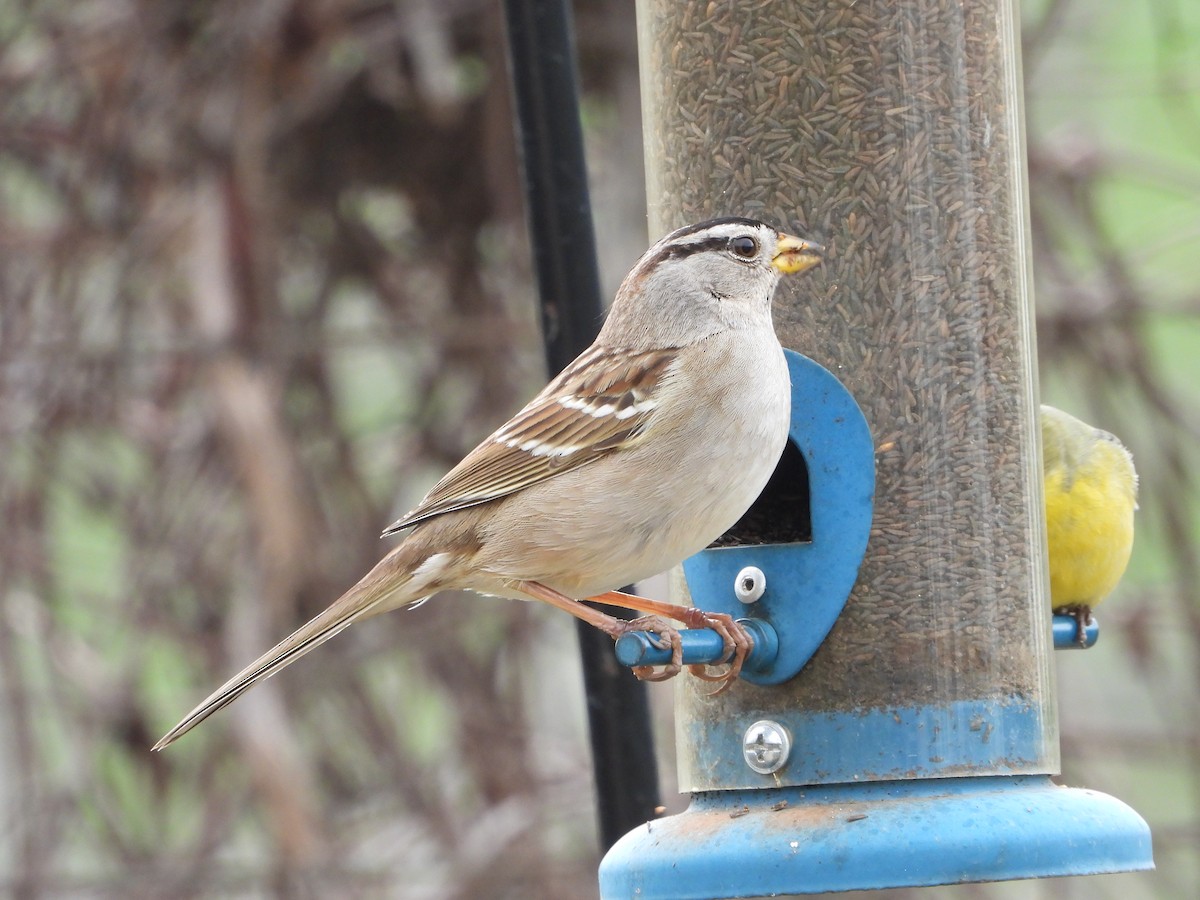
xmin=734 ymin=566 xmax=766 ymax=604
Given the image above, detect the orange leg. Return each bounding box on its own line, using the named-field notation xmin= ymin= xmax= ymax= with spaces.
xmin=586 ymin=590 xmax=754 ymax=692
xmin=512 ymin=581 xmax=684 ymax=679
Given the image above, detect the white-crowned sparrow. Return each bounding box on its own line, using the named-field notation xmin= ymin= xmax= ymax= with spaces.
xmin=154 ymin=217 xmax=822 ymax=749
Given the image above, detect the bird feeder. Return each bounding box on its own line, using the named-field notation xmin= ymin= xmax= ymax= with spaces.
xmin=599 ymin=0 xmax=1151 ymax=896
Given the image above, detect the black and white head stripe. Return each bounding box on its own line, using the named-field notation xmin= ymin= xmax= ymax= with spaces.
xmin=664 ymin=216 xmax=766 ymax=241
xmin=637 ymin=217 xmax=774 ymax=272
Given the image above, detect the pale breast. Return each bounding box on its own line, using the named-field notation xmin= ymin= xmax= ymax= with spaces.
xmin=472 ymin=329 xmax=790 ymax=598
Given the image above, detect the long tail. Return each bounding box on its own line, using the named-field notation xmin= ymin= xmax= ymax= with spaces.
xmin=153 ymin=545 xmax=418 ymax=751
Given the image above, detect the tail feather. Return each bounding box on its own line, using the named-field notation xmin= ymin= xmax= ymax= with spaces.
xmin=153 ymin=553 xmax=416 ymax=751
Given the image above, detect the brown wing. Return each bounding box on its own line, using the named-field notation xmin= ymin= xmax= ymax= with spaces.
xmin=381 ymin=345 xmax=679 ymax=535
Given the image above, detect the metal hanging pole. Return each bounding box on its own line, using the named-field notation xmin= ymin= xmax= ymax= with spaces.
xmin=499 ymin=0 xmax=661 ymax=850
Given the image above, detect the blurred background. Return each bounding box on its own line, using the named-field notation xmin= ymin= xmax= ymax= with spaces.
xmin=0 ymin=0 xmax=1196 ymax=897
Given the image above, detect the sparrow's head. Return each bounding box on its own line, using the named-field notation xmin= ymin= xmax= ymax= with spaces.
xmin=603 ymin=217 xmax=823 ymax=347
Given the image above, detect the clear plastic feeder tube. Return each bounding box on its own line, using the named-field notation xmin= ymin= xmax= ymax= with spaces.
xmin=637 ymin=0 xmax=1055 ymax=789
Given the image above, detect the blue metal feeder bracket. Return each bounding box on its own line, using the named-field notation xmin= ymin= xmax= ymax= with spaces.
xmin=600 ymin=351 xmax=1152 ymax=899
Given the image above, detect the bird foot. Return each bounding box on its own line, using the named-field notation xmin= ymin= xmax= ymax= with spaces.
xmin=622 ymin=609 xmax=753 ymax=691
xmin=1060 ymin=604 xmax=1093 ymax=647
xmin=584 ymin=591 xmax=754 ymax=689
xmin=682 ymin=611 xmax=753 ymax=695
xmin=617 ymin=615 xmax=684 ymax=682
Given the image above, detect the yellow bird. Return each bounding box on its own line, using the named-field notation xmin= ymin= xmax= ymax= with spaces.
xmin=1041 ymin=405 xmax=1138 ymax=644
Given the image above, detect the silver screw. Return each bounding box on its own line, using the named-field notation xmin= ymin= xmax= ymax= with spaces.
xmin=742 ymin=720 xmax=790 ymax=774
xmin=734 ymin=566 xmax=766 ymax=604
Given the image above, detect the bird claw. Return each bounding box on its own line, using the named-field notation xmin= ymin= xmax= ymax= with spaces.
xmin=1073 ymin=605 xmax=1093 ymax=647
xmin=613 ymin=609 xmax=754 ymax=691
xmin=619 ymin=615 xmax=683 ymax=681
xmin=1055 ymin=604 xmax=1093 ymax=647
xmin=684 ymin=612 xmax=753 ymax=695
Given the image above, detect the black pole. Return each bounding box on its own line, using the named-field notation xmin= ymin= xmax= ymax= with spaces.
xmin=499 ymin=0 xmax=661 ymax=851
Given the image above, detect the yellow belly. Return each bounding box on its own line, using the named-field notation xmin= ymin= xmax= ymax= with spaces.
xmin=1044 ymin=446 xmax=1136 ymax=610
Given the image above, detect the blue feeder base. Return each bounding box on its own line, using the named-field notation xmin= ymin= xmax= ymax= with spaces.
xmin=599 ymin=775 xmax=1152 ymax=899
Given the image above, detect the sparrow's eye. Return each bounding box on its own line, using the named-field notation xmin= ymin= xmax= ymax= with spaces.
xmin=729 ymin=235 xmax=759 ymax=258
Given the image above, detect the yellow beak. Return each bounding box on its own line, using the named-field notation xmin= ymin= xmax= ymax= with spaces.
xmin=772 ymin=233 xmax=824 ymax=274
